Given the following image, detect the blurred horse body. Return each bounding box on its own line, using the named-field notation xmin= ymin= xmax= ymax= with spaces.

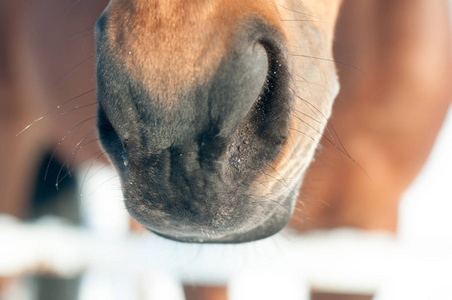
xmin=0 ymin=0 xmax=108 ymax=217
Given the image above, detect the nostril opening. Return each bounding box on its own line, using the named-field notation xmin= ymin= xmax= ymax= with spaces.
xmin=247 ymin=38 xmax=291 ymax=141
xmin=97 ymin=105 xmax=128 ymax=170
xmin=207 ymin=37 xmax=269 ymax=139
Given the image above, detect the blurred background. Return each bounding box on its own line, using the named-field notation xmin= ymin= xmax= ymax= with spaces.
xmin=0 ymin=0 xmax=451 ymax=300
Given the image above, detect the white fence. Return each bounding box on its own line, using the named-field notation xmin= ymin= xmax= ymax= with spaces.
xmin=1 ymin=215 xmax=452 ymax=300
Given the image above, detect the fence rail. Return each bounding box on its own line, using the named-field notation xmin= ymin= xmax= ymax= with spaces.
xmin=2 ymin=214 xmax=452 ymax=300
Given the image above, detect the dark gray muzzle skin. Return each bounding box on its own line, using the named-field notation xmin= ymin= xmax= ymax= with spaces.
xmin=94 ymin=12 xmax=295 ymax=243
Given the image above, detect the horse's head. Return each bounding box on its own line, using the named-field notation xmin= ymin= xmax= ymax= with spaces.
xmin=95 ymin=0 xmax=341 ymax=243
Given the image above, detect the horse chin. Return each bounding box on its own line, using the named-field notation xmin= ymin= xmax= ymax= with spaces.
xmin=122 ymin=188 xmax=295 ymax=244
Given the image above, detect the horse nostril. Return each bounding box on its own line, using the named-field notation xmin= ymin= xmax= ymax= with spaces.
xmin=206 ymin=42 xmax=269 ymax=138
xmin=248 ymin=39 xmax=291 ymax=143
xmin=97 ymin=104 xmax=129 ymax=172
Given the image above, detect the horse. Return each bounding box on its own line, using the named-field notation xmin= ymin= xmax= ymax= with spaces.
xmin=1 ymin=0 xmax=451 ymax=299
xmin=2 ymin=0 xmax=451 ymax=243
xmin=94 ymin=0 xmax=452 ymax=244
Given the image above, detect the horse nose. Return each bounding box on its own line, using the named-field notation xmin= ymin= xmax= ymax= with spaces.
xmin=95 ymin=4 xmax=291 ymax=243
xmin=95 ymin=11 xmax=275 ymax=151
